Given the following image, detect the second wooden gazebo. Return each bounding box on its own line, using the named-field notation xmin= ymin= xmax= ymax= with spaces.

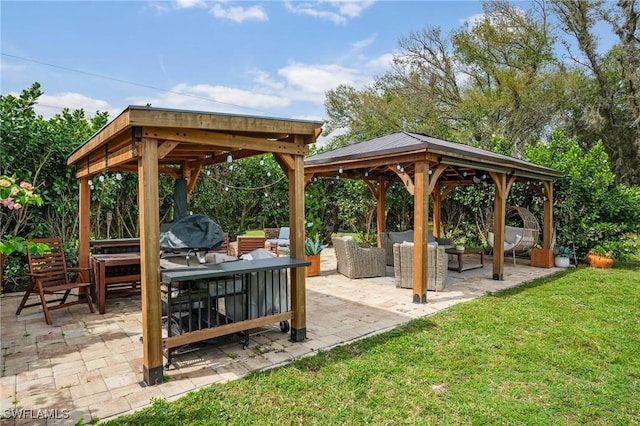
xmin=304 ymin=131 xmax=562 ymax=303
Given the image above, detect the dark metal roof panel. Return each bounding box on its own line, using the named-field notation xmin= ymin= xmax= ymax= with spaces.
xmin=306 ymin=131 xmax=561 ymax=177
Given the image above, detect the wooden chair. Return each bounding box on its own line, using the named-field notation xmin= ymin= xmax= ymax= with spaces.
xmin=212 ymin=232 xmax=230 ymax=256
xmin=17 ymin=237 xmax=95 ymax=325
xmin=263 ymin=228 xmax=280 ymax=240
xmin=229 ymin=236 xmax=267 ymax=257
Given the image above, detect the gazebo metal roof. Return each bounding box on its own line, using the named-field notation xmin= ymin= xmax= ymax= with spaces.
xmin=305 ymin=131 xmax=561 ymax=183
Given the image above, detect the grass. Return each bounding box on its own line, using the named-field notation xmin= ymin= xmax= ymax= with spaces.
xmin=105 ymin=262 xmax=640 ymax=425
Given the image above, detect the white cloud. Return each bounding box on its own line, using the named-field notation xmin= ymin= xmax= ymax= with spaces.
xmin=283 ymin=0 xmax=374 ymax=25
xmin=462 ymin=13 xmax=485 ymax=27
xmin=175 ymin=0 xmax=206 ymax=8
xmin=209 ymin=3 xmax=268 ymax=23
xmin=31 ymin=92 xmax=118 ymax=120
xmin=336 ymin=0 xmax=375 ymax=18
xmin=278 ymin=62 xmax=367 ymax=103
xmin=365 ymin=52 xmax=394 ymax=70
xmin=126 ymin=83 xmax=290 ymax=115
xmin=250 ymin=69 xmax=286 ymax=91
xmin=352 ymin=33 xmax=377 ymax=49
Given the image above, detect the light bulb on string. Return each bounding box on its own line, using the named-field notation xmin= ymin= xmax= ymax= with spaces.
xmin=364 ymin=171 xmax=368 ymax=177
xmin=339 ymin=167 xmax=343 ymax=174
xmin=267 ymin=171 xmax=271 ymax=177
xmin=115 ymin=172 xmax=122 ymax=180
xmin=260 ymin=158 xmax=264 ymax=166
xmin=99 ymin=175 xmax=105 ymax=182
xmin=400 ymin=167 xmax=405 ymax=173
xmin=224 ymin=186 xmax=229 ymax=191
xmin=88 ymin=179 xmax=93 ymax=186
xmin=206 ymin=170 xmax=211 ymax=176
xmin=227 ymin=153 xmax=233 ymax=163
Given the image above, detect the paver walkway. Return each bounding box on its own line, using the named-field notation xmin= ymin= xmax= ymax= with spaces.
xmin=0 ymin=249 xmax=561 ymax=425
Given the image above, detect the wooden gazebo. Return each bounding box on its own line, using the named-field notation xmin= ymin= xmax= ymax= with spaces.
xmin=304 ymin=131 xmax=562 ymax=303
xmin=67 ymin=106 xmax=323 ymax=385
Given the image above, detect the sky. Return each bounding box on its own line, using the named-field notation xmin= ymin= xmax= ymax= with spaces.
xmin=0 ymin=0 xmax=617 ymax=139
xmin=0 ymin=0 xmax=489 ymax=127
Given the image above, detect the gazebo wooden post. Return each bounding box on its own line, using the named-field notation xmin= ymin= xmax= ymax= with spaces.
xmin=432 ymin=183 xmax=442 ymax=238
xmin=490 ymin=172 xmax=507 ymax=280
xmin=78 ymin=177 xmax=91 ymax=283
xmin=542 ymin=181 xmax=554 ymax=249
xmin=376 ymin=178 xmax=386 ymax=247
xmin=138 ymin=138 xmax=163 ymax=385
xmin=289 ymin=147 xmax=307 ymax=341
xmin=412 ymin=161 xmax=430 ymax=304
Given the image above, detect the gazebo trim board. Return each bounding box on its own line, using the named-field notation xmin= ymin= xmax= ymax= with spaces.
xmin=67 ymin=106 xmax=323 ymax=385
xmin=304 ymin=131 xmax=561 ymax=303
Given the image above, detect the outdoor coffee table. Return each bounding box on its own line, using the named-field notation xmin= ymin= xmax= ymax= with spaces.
xmin=445 ymin=247 xmax=484 ymax=273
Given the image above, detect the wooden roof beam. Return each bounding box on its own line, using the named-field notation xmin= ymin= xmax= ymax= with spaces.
xmin=140 ymin=128 xmax=309 ymax=156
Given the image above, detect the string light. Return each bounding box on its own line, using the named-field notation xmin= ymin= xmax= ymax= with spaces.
xmin=339 ymin=166 xmax=343 ymax=174
xmin=227 ymin=153 xmax=233 ymax=163
xmin=260 ymin=158 xmax=264 ymax=166
xmin=364 ymin=171 xmax=368 ymax=177
xmin=115 ymin=172 xmax=122 ymax=180
xmin=267 ymin=171 xmax=271 ymax=177
xmin=98 ymin=175 xmax=105 ymax=182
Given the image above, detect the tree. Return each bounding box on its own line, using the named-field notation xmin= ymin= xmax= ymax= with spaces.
xmin=549 ymin=0 xmax=640 ymax=185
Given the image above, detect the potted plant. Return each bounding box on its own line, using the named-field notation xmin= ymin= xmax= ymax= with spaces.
xmin=586 ymin=245 xmax=614 ymax=268
xmin=553 ymin=245 xmax=573 ymax=268
xmin=304 ymin=236 xmax=325 ymax=277
xmin=454 ymin=237 xmax=466 ymax=252
xmin=530 ymin=244 xmax=554 ymax=268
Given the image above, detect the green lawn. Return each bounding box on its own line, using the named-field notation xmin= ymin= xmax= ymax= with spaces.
xmin=105 ymin=262 xmax=640 ymax=425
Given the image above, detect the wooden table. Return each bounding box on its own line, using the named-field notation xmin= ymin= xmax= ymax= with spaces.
xmin=90 ymin=238 xmax=140 ymax=254
xmin=445 ymin=247 xmax=484 ymax=273
xmin=90 ymin=253 xmax=141 ymax=314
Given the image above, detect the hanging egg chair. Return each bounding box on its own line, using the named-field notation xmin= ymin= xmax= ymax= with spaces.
xmin=488 ymin=206 xmax=540 ymax=263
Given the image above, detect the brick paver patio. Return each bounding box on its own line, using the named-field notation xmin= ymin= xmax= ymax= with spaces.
xmin=0 ymin=248 xmax=561 ymax=425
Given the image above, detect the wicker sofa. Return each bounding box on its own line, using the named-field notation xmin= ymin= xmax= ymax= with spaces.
xmin=380 ymin=230 xmax=453 ymax=266
xmin=392 ymin=241 xmax=448 ymax=291
xmin=332 ymin=236 xmax=387 ymax=279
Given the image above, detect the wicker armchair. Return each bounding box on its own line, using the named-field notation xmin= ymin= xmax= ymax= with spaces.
xmin=332 ymin=236 xmax=386 ymax=279
xmin=392 ymin=242 xmax=448 ymax=291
